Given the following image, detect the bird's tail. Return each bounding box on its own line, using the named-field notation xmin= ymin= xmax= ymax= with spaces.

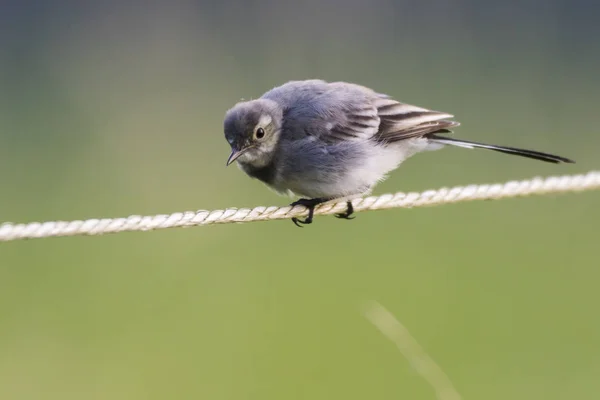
xmin=427 ymin=134 xmax=575 ymax=164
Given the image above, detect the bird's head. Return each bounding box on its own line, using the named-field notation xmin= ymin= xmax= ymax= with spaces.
xmin=224 ymin=99 xmax=283 ymax=167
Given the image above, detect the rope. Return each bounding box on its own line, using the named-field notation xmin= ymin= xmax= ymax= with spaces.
xmin=1 ymin=170 xmax=598 ymax=242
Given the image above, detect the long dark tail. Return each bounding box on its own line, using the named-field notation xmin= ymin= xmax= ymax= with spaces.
xmin=427 ymin=134 xmax=575 ymax=164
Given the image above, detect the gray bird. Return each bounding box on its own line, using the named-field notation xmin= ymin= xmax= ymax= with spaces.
xmin=223 ymin=79 xmax=574 ymax=227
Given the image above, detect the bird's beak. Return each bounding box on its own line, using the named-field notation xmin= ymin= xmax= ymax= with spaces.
xmin=226 ymin=147 xmax=249 ymax=166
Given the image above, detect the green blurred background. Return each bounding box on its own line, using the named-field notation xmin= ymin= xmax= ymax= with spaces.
xmin=1 ymin=1 xmax=599 ymax=399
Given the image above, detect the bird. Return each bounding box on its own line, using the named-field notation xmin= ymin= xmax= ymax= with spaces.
xmin=223 ymin=79 xmax=575 ymax=227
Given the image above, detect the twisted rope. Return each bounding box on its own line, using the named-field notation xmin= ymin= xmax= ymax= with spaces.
xmin=1 ymin=170 xmax=598 ymax=242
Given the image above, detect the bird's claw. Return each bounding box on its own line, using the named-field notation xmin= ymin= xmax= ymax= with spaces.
xmin=291 ymin=216 xmax=312 ymax=227
xmin=290 ymin=198 xmax=323 ymax=227
xmin=335 ymin=201 xmax=355 ymax=220
xmin=289 ymin=199 xmax=356 ymax=226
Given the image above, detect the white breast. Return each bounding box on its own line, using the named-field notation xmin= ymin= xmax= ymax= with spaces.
xmin=289 ymin=138 xmax=439 ymax=199
xmin=340 ymin=138 xmax=435 ymax=193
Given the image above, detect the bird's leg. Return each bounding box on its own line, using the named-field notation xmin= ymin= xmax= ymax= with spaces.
xmin=335 ymin=201 xmax=355 ymax=220
xmin=290 ymin=198 xmax=327 ymax=227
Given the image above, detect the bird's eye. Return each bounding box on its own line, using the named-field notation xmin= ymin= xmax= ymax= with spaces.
xmin=255 ymin=127 xmax=265 ymax=139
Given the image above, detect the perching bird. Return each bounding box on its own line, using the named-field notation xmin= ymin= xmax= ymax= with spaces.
xmin=223 ymin=80 xmax=574 ymax=227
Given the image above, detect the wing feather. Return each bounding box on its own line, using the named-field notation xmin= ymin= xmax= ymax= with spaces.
xmin=265 ymin=80 xmax=459 ymax=145
xmin=371 ymin=96 xmax=459 ymax=143
xmin=321 ymin=103 xmax=380 ymax=143
xmin=324 ymin=97 xmax=458 ymax=144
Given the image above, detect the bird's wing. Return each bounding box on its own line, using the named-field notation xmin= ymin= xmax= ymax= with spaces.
xmin=319 ymin=94 xmax=459 ymax=144
xmin=266 ymin=80 xmax=459 ymax=144
xmin=323 ymin=101 xmax=382 ymax=142
xmin=370 ymin=96 xmax=459 ymax=144
xmin=264 ymin=81 xmax=382 ymax=144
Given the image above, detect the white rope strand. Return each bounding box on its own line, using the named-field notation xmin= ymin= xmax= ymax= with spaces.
xmin=1 ymin=170 xmax=598 ymax=242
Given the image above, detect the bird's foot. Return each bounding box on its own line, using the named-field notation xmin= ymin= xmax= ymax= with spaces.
xmin=335 ymin=201 xmax=355 ymax=220
xmin=290 ymin=198 xmax=326 ymax=227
